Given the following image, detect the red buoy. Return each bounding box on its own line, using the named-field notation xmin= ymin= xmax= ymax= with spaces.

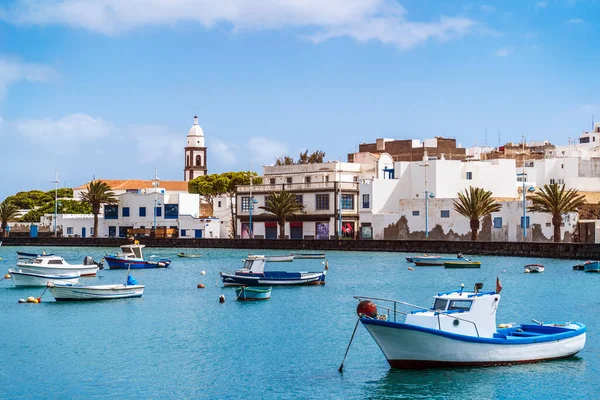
xmin=356 ymin=300 xmax=377 ymax=318
xmin=197 ymin=283 xmax=205 ymax=289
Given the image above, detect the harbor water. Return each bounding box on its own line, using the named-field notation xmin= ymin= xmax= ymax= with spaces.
xmin=0 ymin=246 xmax=598 ymax=399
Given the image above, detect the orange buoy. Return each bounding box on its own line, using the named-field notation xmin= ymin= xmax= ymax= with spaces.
xmin=4 ymin=274 xmax=11 ymax=279
xmin=37 ymin=297 xmax=42 ymax=303
xmin=197 ymin=283 xmax=205 ymax=289
xmin=408 ymin=267 xmax=414 ymax=271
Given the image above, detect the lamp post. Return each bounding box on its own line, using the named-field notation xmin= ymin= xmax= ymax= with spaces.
xmin=419 ymin=151 xmax=431 ymax=238
xmin=248 ymin=165 xmax=258 ymax=239
xmin=522 ymin=137 xmax=527 ymax=239
xmin=152 ymin=169 xmax=160 ymax=230
xmin=51 ymin=170 xmax=59 ymax=237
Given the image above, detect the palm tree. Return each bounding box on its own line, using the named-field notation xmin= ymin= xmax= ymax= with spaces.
xmin=453 ymin=187 xmax=501 ymax=241
xmin=528 ymin=183 xmax=585 ymax=242
xmin=259 ymin=191 xmax=305 ymax=239
xmin=0 ymin=200 xmax=20 ymax=236
xmin=79 ymin=180 xmax=118 ymax=237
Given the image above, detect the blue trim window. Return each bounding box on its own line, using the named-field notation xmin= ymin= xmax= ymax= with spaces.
xmin=181 ymin=229 xmax=187 ymax=237
xmin=296 ymin=195 xmax=303 ymax=205
xmin=448 ymin=300 xmax=472 ymax=311
xmin=316 ymin=194 xmax=329 ymax=210
xmin=139 ymin=207 xmax=146 ymax=217
xmin=441 ymin=210 xmax=450 ymax=218
xmin=122 ymin=207 xmax=130 ymax=217
xmin=66 ymin=227 xmax=73 ymax=235
xmin=521 ymin=216 xmax=530 ymax=229
xmin=493 ymin=217 xmax=502 ymax=228
xmin=466 ymin=172 xmax=473 ymax=180
xmin=412 ymin=210 xmax=419 ymax=216
xmin=341 ymin=194 xmax=354 ymax=210
xmin=164 ymin=204 xmax=179 ymax=219
xmin=104 ymin=205 xmax=118 ymax=220
xmin=362 ymin=194 xmax=370 ymax=209
xmin=155 ymin=207 xmax=162 ymax=217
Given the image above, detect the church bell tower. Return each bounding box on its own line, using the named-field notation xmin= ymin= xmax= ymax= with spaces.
xmin=184 ymin=115 xmax=207 ymax=181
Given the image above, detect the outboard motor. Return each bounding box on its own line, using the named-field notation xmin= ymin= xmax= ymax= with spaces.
xmin=83 ymin=256 xmax=104 ymax=270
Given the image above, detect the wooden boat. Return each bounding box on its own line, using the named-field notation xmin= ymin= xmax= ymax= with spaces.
xmin=443 ymin=260 xmax=481 ymax=269
xmin=48 ymin=282 xmax=145 ymax=301
xmin=583 ymin=261 xmax=600 ymax=272
xmin=8 ymin=268 xmax=80 ymax=287
xmin=524 ymin=264 xmax=545 ymax=273
xmin=104 ymin=244 xmax=171 ymax=269
xmin=17 ymin=255 xmax=100 ymax=276
xmin=355 ymin=282 xmax=586 ymax=369
xmin=291 ymin=253 xmax=326 ymax=259
xmin=177 ymin=253 xmax=203 ymax=258
xmin=221 ymin=255 xmax=326 ymax=286
xmin=235 ymin=286 xmax=272 ymax=301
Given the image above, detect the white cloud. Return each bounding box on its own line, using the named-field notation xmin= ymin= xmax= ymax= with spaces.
xmin=565 ymin=18 xmax=584 ymax=24
xmin=495 ymin=46 xmax=512 ymax=57
xmin=535 ymin=1 xmax=548 ymax=8
xmin=2 ymin=0 xmax=478 ymax=49
xmin=0 ymin=56 xmax=56 ymax=101
xmin=246 ymin=136 xmax=288 ymax=166
xmin=14 ymin=113 xmax=113 ymax=140
xmin=480 ymin=5 xmax=496 ymax=13
xmin=209 ymin=138 xmax=239 ymax=166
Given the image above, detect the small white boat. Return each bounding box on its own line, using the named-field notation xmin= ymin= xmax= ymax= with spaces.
xmin=250 ymin=254 xmax=294 ymax=262
xmin=8 ymin=268 xmax=80 ymax=287
xmin=291 ymin=252 xmax=326 ymax=259
xmin=48 ymin=282 xmax=145 ymax=301
xmin=524 ymin=264 xmax=545 ymax=273
xmin=17 ymin=256 xmax=100 ymax=276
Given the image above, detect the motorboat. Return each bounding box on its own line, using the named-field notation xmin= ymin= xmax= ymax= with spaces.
xmin=177 ymin=253 xmax=203 ymax=258
xmin=412 ymin=254 xmax=466 ymax=267
xmin=250 ymin=254 xmax=294 ymax=262
xmin=47 ymin=275 xmax=144 ymax=301
xmin=235 ymin=286 xmax=272 ymax=301
xmin=583 ymin=261 xmax=600 ymax=273
xmin=104 ymin=244 xmax=171 ymax=269
xmin=17 ymin=255 xmax=101 ymax=276
xmin=444 ymin=260 xmax=481 ymax=268
xmin=291 ymin=253 xmax=326 ymax=259
xmin=355 ymin=282 xmax=586 ymax=369
xmin=524 ymin=264 xmax=545 ymax=273
xmin=8 ymin=268 xmax=80 ymax=287
xmin=16 ymin=251 xmax=55 ymax=258
xmin=573 ymin=264 xmax=585 ymax=271
xmin=220 ymin=255 xmax=326 ymax=286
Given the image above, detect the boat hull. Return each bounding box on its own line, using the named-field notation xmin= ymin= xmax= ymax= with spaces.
xmin=9 ymin=269 xmax=80 ymax=287
xmin=584 ymin=261 xmax=600 ymax=272
xmin=17 ymin=264 xmax=98 ymax=277
xmin=444 ymin=261 xmax=481 ymax=269
xmin=291 ymin=253 xmax=326 ymax=259
xmin=49 ymin=284 xmax=145 ymax=301
xmin=235 ymin=286 xmax=272 ymax=301
xmin=362 ymin=319 xmax=586 ymax=369
xmin=221 ymin=271 xmax=326 ymax=286
xmin=104 ymin=256 xmax=171 ymax=269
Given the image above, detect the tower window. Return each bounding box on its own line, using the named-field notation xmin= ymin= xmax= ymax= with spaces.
xmin=186 ymin=155 xmax=190 ymax=166
xmin=196 ymin=155 xmax=202 ymax=166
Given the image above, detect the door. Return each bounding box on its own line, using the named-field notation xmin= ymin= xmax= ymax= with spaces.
xmin=108 ymin=226 xmax=116 ymax=238
xmin=194 ymin=229 xmax=203 ymax=238
xmin=81 ymin=227 xmax=86 ymax=238
xmin=265 ymin=226 xmax=278 ymax=240
xmin=290 ymin=222 xmax=303 ymax=239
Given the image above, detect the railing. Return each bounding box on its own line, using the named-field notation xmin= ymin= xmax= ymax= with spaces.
xmin=237 ymin=181 xmax=359 ymax=193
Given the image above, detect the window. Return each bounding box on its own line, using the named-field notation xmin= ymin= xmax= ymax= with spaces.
xmin=448 ymin=300 xmax=472 ymax=311
xmin=139 ymin=207 xmax=146 ymax=217
xmin=466 ymin=172 xmax=472 ymax=180
xmin=561 ymin=164 xmax=564 ymax=169
xmin=105 ymin=205 xmax=119 ymax=219
xmin=521 ymin=216 xmax=530 ymax=229
xmin=181 ymin=229 xmax=187 ymax=237
xmin=122 ymin=207 xmax=130 ymax=217
xmin=125 ymin=189 xmax=139 ymax=194
xmin=558 ymin=179 xmax=564 ymax=184
xmin=218 ymin=200 xmax=222 ymax=208
xmin=286 ymin=177 xmax=292 ymax=184
xmin=155 ymin=206 xmax=162 ymax=217
xmin=90 ymin=227 xmax=94 ymax=236
xmin=441 ymin=210 xmax=450 ymax=218
xmin=433 ymin=298 xmax=448 ymax=311
xmin=493 ymin=217 xmax=502 ymax=228
xmin=362 ymin=194 xmax=370 ymax=208
xmin=580 ymin=137 xmax=590 ymax=144
xmin=550 ymin=179 xmax=555 ymax=184
xmin=525 ymin=161 xmax=534 ymax=167
xmin=353 ymin=176 xmax=358 ymax=182
xmin=270 ymin=178 xmax=275 ymax=184
xmin=295 ymin=195 xmax=303 ymax=205
xmin=546 ymin=222 xmax=551 ymax=227
xmin=66 ymin=227 xmax=73 ymax=235
xmin=305 ymin=176 xmax=311 ymax=183
xmin=316 ymin=194 xmax=329 ymax=210
xmin=196 ymin=154 xmax=202 ymax=166
xmin=341 ymin=194 xmax=354 ymax=210
xmin=241 ymin=197 xmax=251 ymax=211
xmin=186 ymin=155 xmax=190 ymax=166
xmin=412 ymin=210 xmax=420 ymax=216
xmin=325 ymin=175 xmax=330 ymax=182
xmin=164 ymin=204 xmax=179 ymax=219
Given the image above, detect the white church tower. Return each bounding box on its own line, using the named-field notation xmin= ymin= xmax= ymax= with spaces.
xmin=184 ymin=115 xmax=207 ymax=181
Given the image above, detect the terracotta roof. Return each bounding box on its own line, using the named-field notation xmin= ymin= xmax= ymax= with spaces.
xmin=74 ymin=179 xmax=189 ymax=191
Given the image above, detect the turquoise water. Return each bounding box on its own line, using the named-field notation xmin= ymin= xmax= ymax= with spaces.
xmin=0 ymin=247 xmax=598 ymax=399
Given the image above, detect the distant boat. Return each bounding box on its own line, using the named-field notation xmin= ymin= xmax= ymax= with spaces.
xmin=583 ymin=261 xmax=600 ymax=273
xmin=221 ymin=255 xmax=326 ymax=286
xmin=8 ymin=268 xmax=80 ymax=287
xmin=250 ymin=254 xmax=294 ymax=262
xmin=524 ymin=264 xmax=545 ymax=273
xmin=235 ymin=286 xmax=272 ymax=301
xmin=444 ymin=260 xmax=481 ymax=269
xmin=573 ymin=264 xmax=585 ymax=271
xmin=177 ymin=253 xmax=203 ymax=258
xmin=291 ymin=253 xmax=326 ymax=259
xmin=413 ymin=254 xmax=465 ymax=267
xmin=104 ymin=244 xmax=171 ymax=269
xmin=16 ymin=251 xmax=55 ymax=258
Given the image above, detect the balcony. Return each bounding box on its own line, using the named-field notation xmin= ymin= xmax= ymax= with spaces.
xmin=236 ymin=181 xmax=359 ymax=193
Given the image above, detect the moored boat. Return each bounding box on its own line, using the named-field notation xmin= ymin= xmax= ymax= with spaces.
xmin=354 ymin=281 xmax=586 ymax=369
xmin=291 ymin=253 xmax=326 ymax=259
xmin=573 ymin=264 xmax=585 ymax=271
xmin=251 ymin=254 xmax=294 ymax=262
xmin=104 ymin=244 xmax=171 ymax=269
xmin=16 ymin=251 xmax=54 ymax=258
xmin=235 ymin=286 xmax=272 ymax=301
xmin=177 ymin=253 xmax=203 ymax=258
xmin=17 ymin=255 xmax=100 ymax=276
xmin=220 ymin=255 xmax=326 ymax=286
xmin=444 ymin=260 xmax=481 ymax=268
xmin=48 ymin=283 xmax=145 ymax=301
xmin=524 ymin=264 xmax=545 ymax=273
xmin=8 ymin=268 xmax=80 ymax=287
xmin=583 ymin=261 xmax=600 ymax=273
xmin=412 ymin=254 xmax=466 ymax=267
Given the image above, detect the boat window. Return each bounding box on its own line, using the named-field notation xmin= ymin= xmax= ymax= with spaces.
xmin=133 ymin=248 xmax=142 ymax=258
xmin=243 ymin=260 xmax=254 ymax=269
xmin=448 ymin=300 xmax=472 ymax=311
xmin=48 ymin=259 xmax=64 ymax=265
xmin=433 ymin=298 xmax=448 ymax=311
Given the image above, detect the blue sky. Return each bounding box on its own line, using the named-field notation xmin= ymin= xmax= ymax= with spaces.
xmin=0 ymin=0 xmax=599 ymax=200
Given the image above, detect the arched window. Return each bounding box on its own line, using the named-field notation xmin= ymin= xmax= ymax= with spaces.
xmin=189 ymin=170 xmax=193 ymax=180
xmin=196 ymin=155 xmax=202 ymax=166
xmin=186 ymin=155 xmax=190 ymax=166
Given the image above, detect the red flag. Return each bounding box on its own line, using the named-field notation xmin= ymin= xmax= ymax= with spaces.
xmin=496 ymin=276 xmax=503 ymax=294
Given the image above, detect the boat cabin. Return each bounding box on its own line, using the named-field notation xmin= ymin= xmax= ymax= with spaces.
xmin=24 ymin=256 xmax=69 ymax=265
xmin=117 ymin=244 xmax=145 ymax=260
xmin=237 ymin=255 xmax=266 ymax=275
xmin=405 ymin=288 xmax=500 ymax=338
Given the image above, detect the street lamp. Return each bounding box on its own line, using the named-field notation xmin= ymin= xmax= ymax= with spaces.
xmin=152 ymin=169 xmax=160 ymax=230
xmin=51 ymin=170 xmax=59 ymax=237
xmin=521 ymin=137 xmax=527 ymax=239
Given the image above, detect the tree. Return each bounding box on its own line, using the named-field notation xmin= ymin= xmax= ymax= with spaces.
xmin=276 ymin=150 xmax=326 ymax=166
xmin=528 ymin=183 xmax=585 ymax=242
xmin=308 ymin=150 xmax=325 ymax=164
xmin=0 ymin=200 xmax=20 ymax=236
xmin=452 ymin=187 xmax=501 ymax=241
xmin=259 ymin=191 xmax=305 ymax=239
xmin=188 ymin=174 xmax=229 ymax=208
xmin=275 ymin=156 xmax=294 ymax=166
xmin=20 ymin=199 xmax=92 ymax=222
xmin=79 ymin=180 xmax=118 ymax=237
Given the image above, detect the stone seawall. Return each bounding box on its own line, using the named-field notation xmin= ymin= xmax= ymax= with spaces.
xmin=1 ymin=237 xmax=598 ymax=260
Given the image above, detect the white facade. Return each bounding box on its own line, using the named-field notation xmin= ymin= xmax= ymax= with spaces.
xmin=520 ymin=157 xmax=600 ymax=192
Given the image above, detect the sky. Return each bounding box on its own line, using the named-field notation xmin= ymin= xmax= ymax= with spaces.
xmin=0 ymin=0 xmax=599 ymax=200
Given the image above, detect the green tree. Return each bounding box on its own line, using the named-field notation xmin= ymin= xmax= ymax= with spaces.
xmin=0 ymin=200 xmax=20 ymax=236
xmin=307 ymin=150 xmax=325 ymax=163
xmin=20 ymin=199 xmax=92 ymax=222
xmin=528 ymin=183 xmax=585 ymax=242
xmin=259 ymin=191 xmax=305 ymax=239
xmin=276 ymin=150 xmax=325 ymax=165
xmin=79 ymin=180 xmax=118 ymax=237
xmin=275 ymin=156 xmax=294 ymax=166
xmin=453 ymin=187 xmax=501 ymax=241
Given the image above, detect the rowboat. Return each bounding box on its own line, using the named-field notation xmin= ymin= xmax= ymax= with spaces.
xmin=8 ymin=268 xmax=80 ymax=287
xmin=221 ymin=255 xmax=326 ymax=286
xmin=291 ymin=253 xmax=326 ymax=259
xmin=412 ymin=254 xmax=466 ymax=267
xmin=48 ymin=283 xmax=145 ymax=301
xmin=251 ymin=254 xmax=294 ymax=262
xmin=583 ymin=261 xmax=600 ymax=272
xmin=16 ymin=251 xmax=55 ymax=258
xmin=17 ymin=255 xmax=100 ymax=276
xmin=355 ymin=281 xmax=586 ymax=369
xmin=104 ymin=244 xmax=171 ymax=269
xmin=524 ymin=264 xmax=545 ymax=273
xmin=444 ymin=260 xmax=481 ymax=268
xmin=235 ymin=286 xmax=272 ymax=301
xmin=177 ymin=253 xmax=203 ymax=258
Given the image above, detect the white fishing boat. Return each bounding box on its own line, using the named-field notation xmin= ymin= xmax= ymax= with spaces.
xmin=250 ymin=254 xmax=294 ymax=262
xmin=17 ymin=255 xmax=101 ymax=276
xmin=524 ymin=264 xmax=545 ymax=273
xmin=221 ymin=255 xmax=326 ymax=286
xmin=8 ymin=268 xmax=80 ymax=287
xmin=291 ymin=252 xmax=326 ymax=259
xmin=354 ymin=281 xmax=586 ymax=369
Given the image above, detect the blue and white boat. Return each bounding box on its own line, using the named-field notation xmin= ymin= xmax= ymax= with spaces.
xmin=235 ymin=286 xmax=272 ymax=301
xmin=583 ymin=261 xmax=600 ymax=272
xmin=355 ymin=282 xmax=586 ymax=369
xmin=104 ymin=244 xmax=171 ymax=269
xmin=412 ymin=254 xmax=465 ymax=266
xmin=220 ymin=255 xmax=326 ymax=286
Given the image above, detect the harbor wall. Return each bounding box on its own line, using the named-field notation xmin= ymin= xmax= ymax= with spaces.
xmin=1 ymin=237 xmax=598 ymax=260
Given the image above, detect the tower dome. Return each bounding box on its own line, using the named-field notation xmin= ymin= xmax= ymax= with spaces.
xmin=187 ymin=116 xmax=205 ymax=147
